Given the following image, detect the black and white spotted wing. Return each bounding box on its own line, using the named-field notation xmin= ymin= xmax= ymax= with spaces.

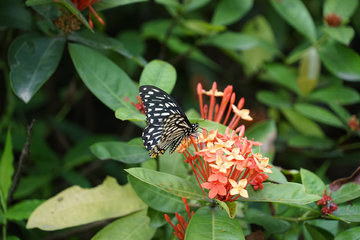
xmin=139 ymin=85 xmax=199 ymax=158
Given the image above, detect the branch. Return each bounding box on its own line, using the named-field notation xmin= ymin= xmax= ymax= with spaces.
xmin=158 ymin=18 xmax=178 ymax=60
xmin=7 ymin=119 xmax=35 ymax=203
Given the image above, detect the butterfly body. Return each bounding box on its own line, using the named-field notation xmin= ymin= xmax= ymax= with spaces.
xmin=139 ymin=85 xmax=199 ymax=158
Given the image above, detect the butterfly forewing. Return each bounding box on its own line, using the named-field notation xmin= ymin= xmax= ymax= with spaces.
xmin=139 ymin=85 xmax=185 ymax=125
xmin=139 ymin=85 xmax=199 ymax=158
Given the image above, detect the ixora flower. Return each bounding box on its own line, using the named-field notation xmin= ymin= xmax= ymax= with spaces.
xmin=197 ymin=82 xmax=253 ymax=130
xmin=165 ymin=198 xmax=193 ymax=240
xmin=317 ymin=190 xmax=338 ymax=215
xmin=55 ymin=0 xmax=105 ymax=29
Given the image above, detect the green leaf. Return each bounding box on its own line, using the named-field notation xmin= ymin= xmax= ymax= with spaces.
xmin=256 ymin=90 xmax=292 ymax=108
xmin=281 ymin=108 xmax=324 ymax=137
xmin=147 ymin=207 xmax=169 ymax=228
xmin=294 ymin=103 xmax=345 ymax=128
xmin=323 ymin=0 xmax=358 ymax=22
xmin=331 ymin=182 xmax=360 ymax=204
xmin=90 ymin=141 xmax=149 ymax=164
xmin=13 ymin=174 xmax=53 ymax=200
xmin=192 ymin=119 xmax=227 ymax=134
xmin=26 ymin=177 xmax=146 ymax=230
xmin=0 ymin=0 xmax=34 ymax=30
xmin=245 ymin=208 xmax=291 ymax=234
xmin=270 ymin=0 xmax=317 ymax=43
xmin=307 ymin=86 xmax=360 ymax=105
xmin=63 ymin=136 xmax=118 ymax=170
xmin=288 ymin=135 xmax=335 ymax=150
xmin=317 ymin=41 xmax=360 ymax=81
xmin=0 ymin=128 xmax=14 ymax=206
xmin=304 ymin=222 xmax=328 ymax=240
xmin=242 ymin=182 xmax=321 ymax=204
xmin=263 ymin=63 xmax=299 ymax=94
xmin=115 ymin=107 xmax=146 ymax=122
xmin=211 ymin=0 xmax=253 ymax=25
xmin=59 ymin=0 xmax=93 ymax=31
xmin=92 ymin=210 xmax=156 ymax=240
xmin=333 ymin=198 xmax=360 ymax=222
xmin=246 ymin=120 xmax=276 ymax=145
xmin=241 ymin=15 xmax=278 ymax=75
xmin=204 ymin=32 xmax=280 ymax=55
xmin=159 ymin=151 xmax=189 ymax=179
xmin=185 ymin=206 xmax=245 ymax=240
xmin=182 ymin=19 xmax=226 ymax=35
xmin=68 ymin=43 xmax=138 ymax=111
xmin=94 ymin=0 xmax=149 ymax=11
xmin=322 ymin=26 xmax=355 ymax=45
xmin=125 ymin=168 xmax=208 ymax=201
xmin=128 ymin=175 xmax=185 ymax=213
xmin=9 ymin=36 xmax=66 ymax=103
xmin=300 ymin=168 xmax=326 ymax=195
xmin=328 ymin=102 xmax=351 ymax=124
xmin=139 ymin=60 xmax=176 ymax=94
xmin=183 ymin=0 xmax=212 ymax=13
xmin=6 ymin=199 xmax=45 ymax=221
xmin=335 ymin=227 xmax=360 ymax=240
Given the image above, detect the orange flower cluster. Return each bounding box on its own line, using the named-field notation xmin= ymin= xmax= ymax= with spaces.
xmin=165 ymin=198 xmax=193 ymax=240
xmin=197 ymin=82 xmax=252 ymax=130
xmin=179 ymin=126 xmax=271 ymax=201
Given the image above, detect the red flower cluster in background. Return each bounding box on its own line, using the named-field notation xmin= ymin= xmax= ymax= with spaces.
xmin=324 ymin=12 xmax=342 ymax=27
xmin=317 ymin=190 xmax=338 ymax=215
xmin=165 ymin=198 xmax=193 ymax=240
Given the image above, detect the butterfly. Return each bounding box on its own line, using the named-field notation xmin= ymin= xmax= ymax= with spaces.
xmin=139 ymin=85 xmax=199 ymax=158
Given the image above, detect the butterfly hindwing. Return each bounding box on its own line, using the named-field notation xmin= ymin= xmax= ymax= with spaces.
xmin=139 ymin=85 xmax=199 ymax=158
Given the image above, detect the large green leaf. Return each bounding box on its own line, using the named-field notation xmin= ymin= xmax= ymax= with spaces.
xmin=92 ymin=210 xmax=156 ymax=240
xmin=281 ymin=108 xmax=324 ymax=137
xmin=211 ymin=0 xmax=253 ymax=25
xmin=300 ymin=168 xmax=326 ymax=195
xmin=9 ymin=36 xmax=66 ymax=103
xmin=317 ymin=41 xmax=360 ymax=81
xmin=126 ymin=168 xmax=208 ymax=201
xmin=242 ymin=182 xmax=321 ymax=204
xmin=270 ymin=0 xmax=317 ymax=43
xmin=245 ymin=208 xmax=291 ymax=234
xmin=185 ymin=206 xmax=245 ymax=240
xmin=183 ymin=0 xmax=212 ymax=12
xmin=294 ymin=103 xmax=344 ymax=128
xmin=139 ymin=60 xmax=176 ymax=94
xmin=68 ymin=43 xmax=138 ymax=111
xmin=0 ymin=129 xmax=14 ymax=207
xmin=90 ymin=141 xmax=149 ymax=164
xmin=307 ymin=86 xmax=360 ymax=105
xmin=128 ymin=175 xmax=185 ymax=213
xmin=115 ymin=107 xmax=146 ymax=122
xmin=27 ymin=177 xmax=146 ymax=230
